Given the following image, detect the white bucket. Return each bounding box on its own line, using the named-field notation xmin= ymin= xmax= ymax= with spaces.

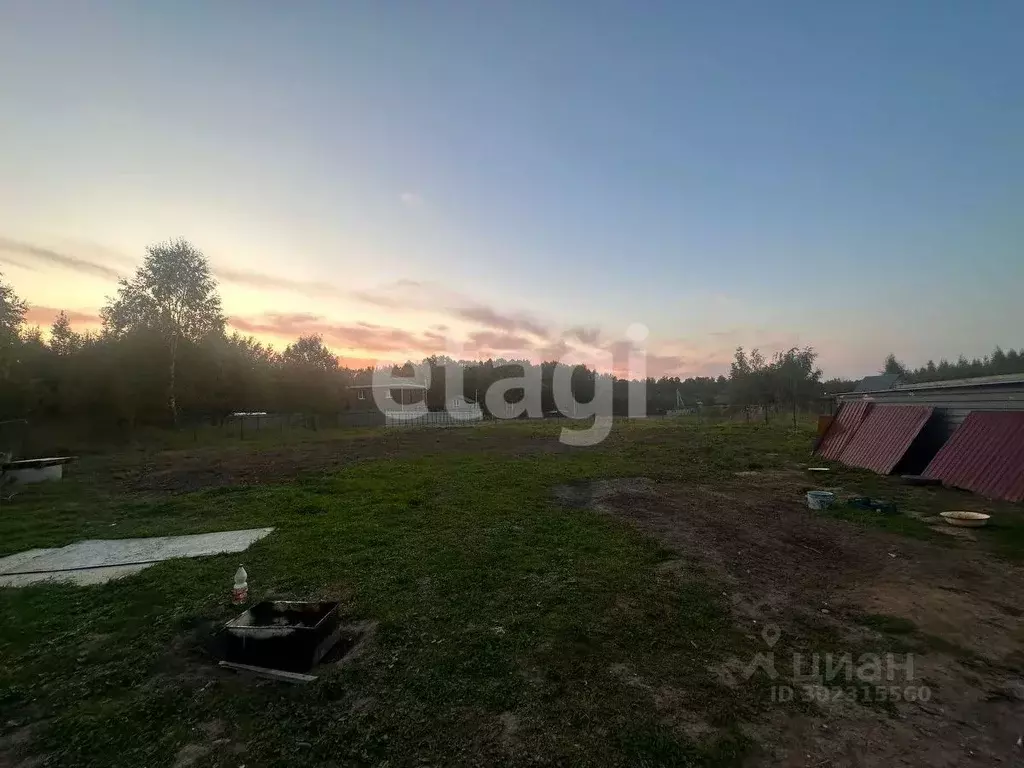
xmin=806 ymin=491 xmax=835 ymax=510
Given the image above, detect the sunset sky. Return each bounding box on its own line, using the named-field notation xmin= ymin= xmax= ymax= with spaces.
xmin=1 ymin=2 xmax=1021 ymax=378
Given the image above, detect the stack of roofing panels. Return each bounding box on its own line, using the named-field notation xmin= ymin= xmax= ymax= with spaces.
xmin=815 ymin=401 xmax=873 ymax=460
xmin=833 ymin=404 xmax=934 ymax=475
xmin=835 ymin=403 xmax=933 ymax=475
xmin=922 ymin=411 xmax=1024 ymax=501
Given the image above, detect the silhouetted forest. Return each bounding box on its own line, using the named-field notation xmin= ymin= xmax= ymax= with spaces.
xmin=882 ymin=350 xmax=1024 ymax=383
xmin=14 ymin=239 xmax=985 ymax=436
xmin=1 ymin=241 xmax=741 ymax=426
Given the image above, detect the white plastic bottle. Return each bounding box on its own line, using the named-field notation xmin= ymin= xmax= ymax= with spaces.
xmin=232 ymin=565 xmax=248 ymax=604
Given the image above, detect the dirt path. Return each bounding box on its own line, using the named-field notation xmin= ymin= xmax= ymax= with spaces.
xmin=557 ymin=473 xmax=1024 ymax=766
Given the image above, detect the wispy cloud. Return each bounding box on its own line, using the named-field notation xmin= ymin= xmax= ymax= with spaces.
xmin=597 ymin=338 xmax=729 ymax=379
xmin=350 ymin=279 xmax=436 ymax=309
xmin=212 ymin=266 xmax=346 ymax=298
xmin=227 ymin=313 xmax=449 ymax=357
xmin=466 ymin=330 xmax=533 ymax=351
xmin=453 ymin=305 xmax=549 ymax=338
xmin=227 ymin=312 xmax=322 ymax=337
xmin=353 ymin=279 xmax=557 ymax=343
xmin=567 ymin=326 xmax=601 ymax=345
xmin=22 ymin=305 xmax=103 ymax=328
xmin=226 ymin=312 xmax=789 ymax=376
xmin=0 ymin=238 xmax=565 ymax=344
xmin=399 ymin=192 xmax=424 ymax=209
xmin=535 ymin=339 xmax=572 ymax=361
xmin=0 ymin=237 xmax=126 ymax=280
xmin=0 ymin=235 xmax=357 ymax=300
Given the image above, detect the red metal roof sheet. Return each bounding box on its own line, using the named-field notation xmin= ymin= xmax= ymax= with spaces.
xmin=922 ymin=412 xmax=1024 ymax=502
xmin=838 ymin=404 xmax=934 ymax=474
xmin=815 ymin=401 xmax=873 ymax=461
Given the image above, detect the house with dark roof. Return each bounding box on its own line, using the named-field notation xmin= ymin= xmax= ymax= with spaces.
xmin=853 ymin=373 xmax=901 ymax=393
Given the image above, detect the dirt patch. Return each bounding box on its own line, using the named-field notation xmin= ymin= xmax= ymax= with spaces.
xmin=555 ymin=475 xmax=1024 ymax=766
xmin=321 ymin=620 xmax=378 ymax=667
xmin=498 ymin=711 xmax=520 ymax=750
xmin=854 ymin=582 xmax=1024 ymax=663
xmin=0 ymin=721 xmax=44 ymax=768
xmin=170 ymin=727 xmax=242 ymax=768
xmin=172 ymin=742 xmax=210 ymax=768
xmin=553 ymin=477 xmax=657 ymax=510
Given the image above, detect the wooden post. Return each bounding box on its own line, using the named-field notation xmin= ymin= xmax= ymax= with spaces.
xmin=792 ymin=372 xmax=798 ymax=427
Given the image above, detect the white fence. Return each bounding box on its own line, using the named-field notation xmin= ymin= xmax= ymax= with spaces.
xmin=384 ymin=406 xmax=484 ymax=428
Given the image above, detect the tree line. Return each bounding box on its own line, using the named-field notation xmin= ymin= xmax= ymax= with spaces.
xmin=728 ymin=346 xmax=823 ymax=422
xmin=882 ymin=349 xmax=1024 ymax=384
xmin=1 ymin=239 xmax=835 ymax=434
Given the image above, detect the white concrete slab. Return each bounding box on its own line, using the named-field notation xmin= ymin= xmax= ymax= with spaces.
xmin=0 ymin=548 xmax=63 ymax=573
xmin=0 ymin=528 xmax=274 ymax=587
xmin=0 ymin=563 xmax=153 ymax=588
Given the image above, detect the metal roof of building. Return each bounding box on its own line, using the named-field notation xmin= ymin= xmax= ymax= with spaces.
xmin=816 ymin=401 xmax=873 ymax=461
xmin=853 ymin=374 xmax=901 ymax=393
xmin=347 ymin=383 xmax=428 ymax=390
xmin=922 ymin=411 xmax=1024 ymax=502
xmin=837 ymin=404 xmax=934 ymax=474
xmin=844 ymin=372 xmax=1024 ymax=397
xmin=893 ymin=373 xmax=1024 ymax=391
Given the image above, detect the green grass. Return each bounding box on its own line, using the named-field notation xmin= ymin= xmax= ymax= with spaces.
xmin=826 ymin=505 xmax=939 ymax=541
xmin=808 ymin=461 xmax=1024 ymax=555
xmin=1 ymin=418 xmax=1021 ymax=766
xmin=978 ymin=515 xmax=1024 ymax=561
xmin=19 ymin=418 xmax=389 ymax=456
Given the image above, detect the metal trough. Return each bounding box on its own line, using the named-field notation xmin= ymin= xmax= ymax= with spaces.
xmin=222 ymin=601 xmax=341 ymax=673
xmin=2 ymin=457 xmax=75 ymax=484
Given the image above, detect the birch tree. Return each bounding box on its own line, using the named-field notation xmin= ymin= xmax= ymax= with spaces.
xmin=0 ymin=272 xmax=27 ymax=388
xmin=101 ymin=239 xmax=224 ymax=424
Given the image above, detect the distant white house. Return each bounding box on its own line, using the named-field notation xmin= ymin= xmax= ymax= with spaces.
xmin=346 ymin=383 xmax=483 ymax=426
xmin=346 ymin=383 xmax=427 ymax=411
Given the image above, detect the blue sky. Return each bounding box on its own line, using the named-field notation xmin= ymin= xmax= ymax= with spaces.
xmin=1 ymin=1 xmax=1021 ymax=377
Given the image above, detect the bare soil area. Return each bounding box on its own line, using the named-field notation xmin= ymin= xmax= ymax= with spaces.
xmin=556 ymin=472 xmax=1024 ymax=767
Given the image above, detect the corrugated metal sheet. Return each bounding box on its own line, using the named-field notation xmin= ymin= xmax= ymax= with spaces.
xmin=838 ymin=404 xmax=934 ymax=474
xmin=816 ymin=401 xmax=873 ymax=460
xmin=922 ymin=412 xmax=1024 ymax=502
